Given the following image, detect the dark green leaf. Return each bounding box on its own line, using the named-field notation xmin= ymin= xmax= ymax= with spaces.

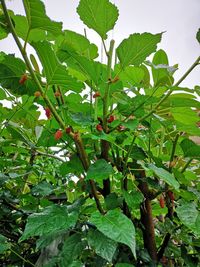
xmin=117 ymin=32 xmax=162 ymax=68
xmin=77 ymin=0 xmax=119 ymax=39
xmin=123 ymin=190 xmax=144 ymax=210
xmin=86 ymin=159 xmax=113 ymax=182
xmin=180 ymin=139 xmax=200 ymax=159
xmin=147 ymin=164 xmax=180 ymax=190
xmin=20 ymin=205 xmax=78 ymax=241
xmin=0 ymin=234 xmax=11 ymax=254
xmin=90 ymin=209 xmax=136 ymax=258
xmin=87 ymin=229 xmax=117 ymax=262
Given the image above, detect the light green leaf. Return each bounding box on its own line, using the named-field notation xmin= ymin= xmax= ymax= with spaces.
xmin=57 ymin=30 xmax=98 ymax=59
xmin=77 ymin=0 xmax=119 ymax=39
xmin=117 ymin=32 xmax=162 ymax=68
xmin=32 ymin=41 xmax=83 ymax=91
xmin=180 ymin=139 xmax=200 ymax=159
xmin=86 ymin=159 xmax=113 ymax=182
xmin=151 ymin=49 xmax=173 ymax=86
xmin=90 ymin=209 xmax=136 ymax=258
xmin=23 ymin=0 xmax=62 ymax=36
xmin=20 ymin=205 xmax=78 ymax=241
xmin=171 ymin=107 xmax=199 ymax=125
xmin=119 ymin=66 xmax=145 ymax=88
xmin=123 ymin=189 xmax=144 ymax=210
xmin=87 ymin=229 xmax=117 ymax=262
xmin=176 ymin=201 xmax=200 ymax=236
xmin=148 ymin=164 xmax=180 ymax=190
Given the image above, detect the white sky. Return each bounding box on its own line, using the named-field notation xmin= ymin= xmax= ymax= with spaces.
xmin=0 ymin=0 xmax=200 ymax=88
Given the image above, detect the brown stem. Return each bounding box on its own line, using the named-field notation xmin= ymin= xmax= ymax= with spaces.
xmin=139 ymin=181 xmax=157 ymax=261
xmin=157 ymin=233 xmax=171 ymax=261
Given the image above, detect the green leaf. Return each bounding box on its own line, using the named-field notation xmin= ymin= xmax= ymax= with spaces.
xmin=23 ymin=0 xmax=62 ymax=36
xmin=0 ymin=88 xmax=6 ymax=100
xmin=56 ymin=30 xmax=98 ymax=59
xmin=12 ymin=14 xmax=46 ymax=42
xmin=119 ymin=66 xmax=145 ymax=88
xmin=0 ymin=53 xmax=37 ymax=96
xmin=180 ymin=139 xmax=200 ymax=159
xmin=77 ymin=0 xmax=119 ymax=39
xmin=171 ymin=107 xmax=199 ymax=125
xmin=87 ymin=229 xmax=117 ymax=262
xmin=20 ymin=205 xmax=78 ymax=241
xmin=86 ymin=159 xmax=113 ymax=182
xmin=115 ymin=264 xmax=134 ymax=267
xmin=90 ymin=209 xmax=136 ymax=258
xmin=116 ymin=32 xmax=162 ymax=68
xmin=0 ymin=234 xmax=11 ymax=254
xmin=176 ymin=201 xmax=200 ymax=236
xmin=32 ymin=41 xmax=83 ymax=91
xmin=151 ymin=49 xmax=173 ymax=86
xmin=148 ymin=164 xmax=180 ymax=190
xmin=59 ymin=233 xmax=85 ymax=265
xmin=59 ymin=155 xmax=84 ymax=176
xmin=123 ymin=189 xmax=144 ymax=210
xmin=196 ymin=28 xmax=200 ymax=44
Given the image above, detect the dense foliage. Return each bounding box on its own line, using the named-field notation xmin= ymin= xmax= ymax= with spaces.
xmin=0 ymin=0 xmax=200 ymax=266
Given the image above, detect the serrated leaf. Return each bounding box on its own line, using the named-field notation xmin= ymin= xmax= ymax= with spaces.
xmin=23 ymin=0 xmax=62 ymax=36
xmin=119 ymin=66 xmax=145 ymax=88
xmin=148 ymin=164 xmax=180 ymax=190
xmin=86 ymin=159 xmax=113 ymax=182
xmin=117 ymin=32 xmax=162 ymax=68
xmin=32 ymin=41 xmax=83 ymax=91
xmin=77 ymin=0 xmax=119 ymax=39
xmin=20 ymin=205 xmax=78 ymax=241
xmin=87 ymin=229 xmax=117 ymax=262
xmin=180 ymin=139 xmax=200 ymax=159
xmin=90 ymin=209 xmax=136 ymax=258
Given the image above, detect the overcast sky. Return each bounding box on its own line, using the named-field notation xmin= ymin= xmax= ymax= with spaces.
xmin=0 ymin=0 xmax=199 ymax=87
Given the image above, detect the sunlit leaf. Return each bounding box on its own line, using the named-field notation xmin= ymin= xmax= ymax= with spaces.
xmin=77 ymin=0 xmax=119 ymax=39
xmin=117 ymin=32 xmax=162 ymax=68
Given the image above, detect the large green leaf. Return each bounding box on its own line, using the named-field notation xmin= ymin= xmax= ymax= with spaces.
xmin=58 ymin=49 xmax=107 ymax=86
xmin=90 ymin=209 xmax=136 ymax=258
xmin=56 ymin=29 xmax=98 ymax=59
xmin=32 ymin=41 xmax=83 ymax=91
xmin=23 ymin=0 xmax=62 ymax=36
xmin=171 ymin=107 xmax=199 ymax=125
xmin=87 ymin=229 xmax=117 ymax=262
xmin=20 ymin=205 xmax=78 ymax=241
xmin=148 ymin=164 xmax=180 ymax=190
xmin=12 ymin=14 xmax=46 ymax=42
xmin=77 ymin=0 xmax=119 ymax=39
xmin=119 ymin=66 xmax=145 ymax=88
xmin=180 ymin=139 xmax=200 ymax=159
xmin=176 ymin=201 xmax=200 ymax=236
xmin=116 ymin=32 xmax=162 ymax=69
xmin=86 ymin=159 xmax=113 ymax=182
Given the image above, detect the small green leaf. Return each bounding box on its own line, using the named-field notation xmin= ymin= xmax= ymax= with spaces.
xmin=77 ymin=0 xmax=119 ymax=39
xmin=23 ymin=0 xmax=62 ymax=36
xmin=148 ymin=164 xmax=180 ymax=190
xmin=20 ymin=205 xmax=78 ymax=241
xmin=86 ymin=159 xmax=113 ymax=182
xmin=180 ymin=139 xmax=200 ymax=159
xmin=32 ymin=41 xmax=83 ymax=91
xmin=123 ymin=189 xmax=144 ymax=210
xmin=117 ymin=32 xmax=162 ymax=68
xmin=87 ymin=229 xmax=117 ymax=262
xmin=90 ymin=209 xmax=136 ymax=258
